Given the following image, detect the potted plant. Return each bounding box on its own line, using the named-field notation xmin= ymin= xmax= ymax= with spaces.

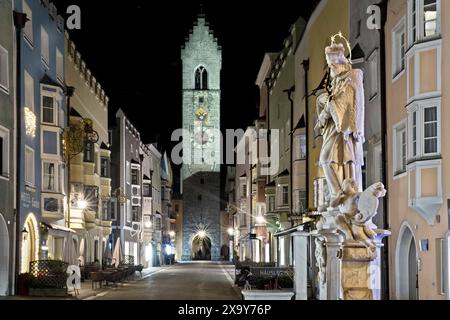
xmin=241 ymin=271 xmax=295 ymax=300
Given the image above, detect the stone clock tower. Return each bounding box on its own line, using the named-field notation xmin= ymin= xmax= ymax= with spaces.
xmin=180 ymin=14 xmax=222 ymax=261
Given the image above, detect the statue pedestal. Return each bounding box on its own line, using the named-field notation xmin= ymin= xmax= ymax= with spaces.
xmin=313 ymin=229 xmax=344 ymax=300
xmin=341 ymin=241 xmax=376 ymax=300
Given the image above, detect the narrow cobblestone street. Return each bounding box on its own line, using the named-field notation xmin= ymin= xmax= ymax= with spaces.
xmin=79 ymin=263 xmax=240 ymax=300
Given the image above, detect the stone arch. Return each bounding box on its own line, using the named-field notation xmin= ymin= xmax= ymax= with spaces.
xmin=21 ymin=213 xmax=40 ymax=273
xmin=191 ymin=234 xmax=211 ymax=260
xmin=395 ymin=221 xmax=419 ymax=300
xmin=0 ymin=214 xmax=9 ymax=295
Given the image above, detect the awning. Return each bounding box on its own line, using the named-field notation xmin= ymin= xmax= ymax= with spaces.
xmin=274 ymin=224 xmax=308 ymax=237
xmin=41 ymin=222 xmax=77 ymax=234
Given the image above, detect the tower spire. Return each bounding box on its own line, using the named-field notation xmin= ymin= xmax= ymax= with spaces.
xmin=199 ymin=1 xmax=205 ymax=18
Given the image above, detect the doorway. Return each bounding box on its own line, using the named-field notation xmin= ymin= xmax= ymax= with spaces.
xmin=396 ymin=224 xmax=419 ymax=300
xmin=191 ymin=235 xmax=211 ymax=260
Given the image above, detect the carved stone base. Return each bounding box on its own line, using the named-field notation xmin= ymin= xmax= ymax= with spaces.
xmin=341 ymin=241 xmax=376 ymax=300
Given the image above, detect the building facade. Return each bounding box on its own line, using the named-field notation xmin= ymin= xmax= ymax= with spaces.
xmin=0 ymin=0 xmax=15 ymax=296
xmin=110 ymin=109 xmax=144 ymax=266
xmin=14 ymin=0 xmax=69 ymax=274
xmin=65 ymin=34 xmax=112 ymax=267
xmin=265 ymin=17 xmax=306 ymax=266
xmin=181 ymin=14 xmax=222 ymax=261
xmin=386 ymin=0 xmax=449 ymax=300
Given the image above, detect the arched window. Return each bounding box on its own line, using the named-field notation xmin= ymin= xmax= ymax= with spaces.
xmin=195 ymin=66 xmax=208 ymax=90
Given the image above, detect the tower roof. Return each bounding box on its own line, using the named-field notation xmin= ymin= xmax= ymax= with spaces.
xmin=181 ymin=12 xmax=221 ymax=51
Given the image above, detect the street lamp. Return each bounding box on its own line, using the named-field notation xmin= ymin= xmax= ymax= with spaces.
xmin=227 ymin=228 xmax=234 ymax=236
xmin=169 ymin=230 xmax=175 ymax=237
xmin=77 ymin=199 xmax=88 ymax=210
xmin=197 ymin=230 xmax=206 ymax=239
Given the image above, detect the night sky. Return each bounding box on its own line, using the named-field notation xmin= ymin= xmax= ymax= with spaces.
xmin=54 ymin=0 xmax=318 ymax=147
xmin=52 ymin=0 xmax=319 ymax=193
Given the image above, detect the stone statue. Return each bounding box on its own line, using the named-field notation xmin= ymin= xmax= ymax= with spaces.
xmin=315 ymin=238 xmax=326 ymax=284
xmin=333 ymin=179 xmax=386 ymax=250
xmin=315 ymin=35 xmax=365 ymax=208
xmin=315 ymin=32 xmax=386 ymax=247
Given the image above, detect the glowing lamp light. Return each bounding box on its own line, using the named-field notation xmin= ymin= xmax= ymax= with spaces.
xmin=227 ymin=228 xmax=234 ymax=236
xmin=197 ymin=230 xmax=206 ymax=239
xmin=169 ymin=231 xmax=175 ymax=237
xmin=256 ymin=216 xmax=266 ymax=224
xmin=78 ymin=199 xmax=88 ymax=210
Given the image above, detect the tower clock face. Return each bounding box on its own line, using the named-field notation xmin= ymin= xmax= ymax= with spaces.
xmin=193 ymin=126 xmax=213 ymax=148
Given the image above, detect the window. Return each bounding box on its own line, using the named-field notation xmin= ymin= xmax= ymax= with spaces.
xmin=95 ymin=151 xmax=99 ymax=175
xmin=393 ymin=19 xmax=406 ymax=78
xmin=24 ymin=70 xmax=34 ymax=111
xmin=241 ymin=184 xmax=247 ymax=198
xmin=126 ymin=200 xmax=131 ymax=223
xmin=25 ymin=146 xmax=35 ymax=186
xmin=126 ymin=161 xmax=130 ymax=184
xmin=102 ymin=201 xmax=109 ymax=220
xmin=174 ymin=204 xmax=179 ymax=212
xmin=394 ymin=121 xmax=407 ymax=175
xmin=195 ymin=66 xmax=208 ymax=90
xmin=43 ymin=197 xmax=60 ymax=213
xmin=143 ymin=183 xmax=151 ymax=197
xmin=282 ymin=186 xmax=289 ymax=206
xmin=0 ymin=126 xmax=9 ymax=178
xmin=131 ymin=168 xmax=139 ymax=185
xmin=155 ymin=217 xmax=161 ymax=230
xmin=56 ymin=49 xmax=63 ymax=82
xmin=42 ymin=130 xmax=58 ymax=155
xmin=368 ymin=50 xmax=378 ymax=99
xmin=100 ymin=157 xmax=110 ymax=178
xmin=411 ymin=0 xmax=417 ymax=42
xmin=110 ymin=199 xmax=116 ymax=220
xmin=293 ymin=190 xmax=307 ymax=214
xmin=423 ymin=106 xmax=438 ymax=154
xmin=84 ymin=142 xmax=94 ymax=162
xmin=408 ymin=101 xmax=440 ymax=161
xmin=411 ymin=110 xmax=418 ymax=158
xmin=41 ymin=27 xmax=49 ymax=67
xmin=0 ymin=45 xmax=9 ymax=93
xmin=409 ymin=0 xmax=440 ymax=45
xmin=295 ymin=134 xmax=307 ymax=160
xmin=132 ymin=206 xmax=139 ymax=222
xmin=43 ymin=162 xmax=57 ymax=192
xmin=23 ymin=0 xmax=33 ymax=45
xmin=42 ymin=95 xmax=55 ymax=124
xmin=424 ymin=0 xmax=438 ymax=37
xmin=268 ymin=196 xmax=275 ymax=212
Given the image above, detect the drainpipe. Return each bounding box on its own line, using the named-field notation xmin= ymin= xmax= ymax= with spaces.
xmin=65 ymin=86 xmax=75 ymax=230
xmin=13 ymin=11 xmax=27 ymax=295
xmin=301 ymin=60 xmax=310 ymax=212
xmin=284 ymin=86 xmax=295 ymax=228
xmin=378 ymin=0 xmax=390 ymax=300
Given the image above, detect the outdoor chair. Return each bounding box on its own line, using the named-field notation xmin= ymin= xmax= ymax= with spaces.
xmin=90 ymin=272 xmax=104 ymax=290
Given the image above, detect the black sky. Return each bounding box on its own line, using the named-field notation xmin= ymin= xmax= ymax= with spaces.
xmin=53 ymin=0 xmax=319 ymax=153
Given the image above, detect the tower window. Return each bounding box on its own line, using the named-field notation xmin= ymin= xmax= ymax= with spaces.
xmin=200 ymin=178 xmax=204 ymax=184
xmin=198 ymin=195 xmax=202 ymax=201
xmin=195 ymin=66 xmax=208 ymax=90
